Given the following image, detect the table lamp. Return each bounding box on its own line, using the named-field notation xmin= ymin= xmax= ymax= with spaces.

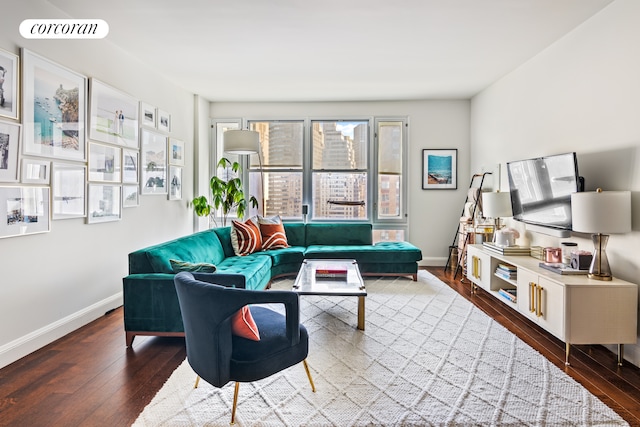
xmin=482 ymin=191 xmax=513 ymax=231
xmin=571 ymin=189 xmax=631 ymax=281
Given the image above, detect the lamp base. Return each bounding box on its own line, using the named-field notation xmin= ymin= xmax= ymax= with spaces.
xmin=588 ymin=233 xmax=613 ymax=281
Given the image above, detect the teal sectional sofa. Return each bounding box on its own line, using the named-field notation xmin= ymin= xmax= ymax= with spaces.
xmin=123 ymin=222 xmax=422 ymax=346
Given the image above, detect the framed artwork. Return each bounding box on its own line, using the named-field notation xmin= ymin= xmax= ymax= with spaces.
xmin=21 ymin=158 xmax=50 ymax=184
xmin=0 ymin=120 xmax=20 ymax=182
xmin=87 ymin=183 xmax=121 ymax=224
xmin=122 ymin=148 xmax=139 ymax=184
xmin=169 ymin=138 xmax=184 ymax=166
xmin=0 ymin=48 xmax=19 ymax=120
xmin=52 ymin=163 xmax=86 ymax=220
xmin=0 ymin=186 xmax=50 ymax=239
xmin=89 ymin=78 xmax=139 ymax=148
xmin=88 ymin=142 xmax=121 ymax=183
xmin=140 ymin=129 xmax=167 ymax=195
xmin=122 ymin=184 xmax=139 ymax=208
xmin=140 ymin=102 xmax=156 ymax=128
xmin=169 ymin=165 xmax=182 ymax=200
xmin=422 ymin=149 xmax=457 ymax=190
xmin=22 ymin=49 xmax=87 ymax=161
xmin=157 ymin=109 xmax=170 ymax=133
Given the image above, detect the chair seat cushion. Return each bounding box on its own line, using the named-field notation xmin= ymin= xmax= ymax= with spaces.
xmin=231 ymin=306 xmax=308 ymax=382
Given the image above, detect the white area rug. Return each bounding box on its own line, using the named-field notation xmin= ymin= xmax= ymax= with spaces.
xmin=133 ymin=271 xmax=627 ymax=426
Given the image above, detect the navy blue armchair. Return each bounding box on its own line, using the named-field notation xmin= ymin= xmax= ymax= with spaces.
xmin=173 ymin=271 xmax=315 ymax=424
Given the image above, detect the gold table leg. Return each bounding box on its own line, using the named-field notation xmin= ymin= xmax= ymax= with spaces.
xmin=565 ymin=342 xmax=571 ymax=366
xmin=357 ymin=296 xmax=365 ymax=330
xmin=618 ymin=344 xmax=624 ymax=366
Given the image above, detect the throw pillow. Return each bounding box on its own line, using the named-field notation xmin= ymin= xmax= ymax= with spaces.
xmin=231 ymin=218 xmax=263 ymax=256
xmin=231 ymin=305 xmax=260 ymax=341
xmin=169 ymin=259 xmax=217 ymax=273
xmin=259 ymin=218 xmax=289 ymax=250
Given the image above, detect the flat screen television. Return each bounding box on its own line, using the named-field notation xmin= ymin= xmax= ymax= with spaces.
xmin=506 ymin=152 xmax=581 ymax=231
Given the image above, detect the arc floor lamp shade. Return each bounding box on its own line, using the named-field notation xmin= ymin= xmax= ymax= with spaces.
xmin=223 ymin=130 xmax=260 ymax=154
xmin=571 ymin=189 xmax=631 ymax=280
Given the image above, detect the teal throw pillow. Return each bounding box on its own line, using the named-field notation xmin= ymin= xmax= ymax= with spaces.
xmin=170 ymin=259 xmax=217 ymax=273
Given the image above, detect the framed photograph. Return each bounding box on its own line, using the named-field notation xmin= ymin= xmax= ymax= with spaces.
xmin=0 ymin=120 xmax=20 ymax=182
xmin=140 ymin=129 xmax=167 ymax=195
xmin=87 ymin=183 xmax=121 ymax=224
xmin=0 ymin=48 xmax=19 ymax=120
xmin=169 ymin=137 xmax=184 ymax=166
xmin=122 ymin=184 xmax=139 ymax=208
xmin=157 ymin=109 xmax=170 ymax=133
xmin=140 ymin=102 xmax=156 ymax=128
xmin=422 ymin=149 xmax=457 ymax=190
xmin=122 ymin=148 xmax=139 ymax=184
xmin=88 ymin=142 xmax=121 ymax=183
xmin=22 ymin=49 xmax=86 ymax=161
xmin=52 ymin=163 xmax=86 ymax=220
xmin=21 ymin=158 xmax=50 ymax=184
xmin=169 ymin=165 xmax=182 ymax=200
xmin=89 ymin=78 xmax=139 ymax=148
xmin=0 ymin=186 xmax=50 ymax=239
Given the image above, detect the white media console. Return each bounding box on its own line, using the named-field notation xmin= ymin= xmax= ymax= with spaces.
xmin=466 ymin=244 xmax=638 ymax=366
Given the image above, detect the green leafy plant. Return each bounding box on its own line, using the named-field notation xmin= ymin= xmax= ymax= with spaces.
xmin=191 ymin=157 xmax=258 ymax=227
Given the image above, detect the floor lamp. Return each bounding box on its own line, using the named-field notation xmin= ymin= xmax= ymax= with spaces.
xmin=223 ymin=130 xmax=265 ymax=215
xmin=571 ymin=189 xmax=631 ymax=280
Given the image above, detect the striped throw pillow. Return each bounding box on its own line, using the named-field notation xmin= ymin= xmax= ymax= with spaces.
xmin=259 ymin=221 xmax=289 ymax=250
xmin=231 ymin=219 xmax=263 ymax=256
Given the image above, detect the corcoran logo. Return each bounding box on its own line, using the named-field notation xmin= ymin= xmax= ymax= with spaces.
xmin=20 ymin=19 xmax=109 ymax=39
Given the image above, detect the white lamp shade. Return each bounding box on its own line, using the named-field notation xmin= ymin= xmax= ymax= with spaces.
xmin=223 ymin=130 xmax=260 ymax=154
xmin=482 ymin=191 xmax=513 ymax=218
xmin=571 ymin=190 xmax=631 ymax=234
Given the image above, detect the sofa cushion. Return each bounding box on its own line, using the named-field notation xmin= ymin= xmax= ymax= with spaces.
xmin=304 ymin=242 xmax=422 ymax=264
xmin=231 ymin=219 xmax=263 ymax=256
xmin=259 ymin=221 xmax=289 ymax=250
xmin=305 ymin=223 xmax=373 ymax=245
xmin=254 ymin=246 xmax=306 ymax=266
xmin=217 ymin=254 xmax=272 ymax=290
xmin=283 ymin=223 xmax=305 ymax=247
xmin=170 ymin=259 xmax=217 ymax=273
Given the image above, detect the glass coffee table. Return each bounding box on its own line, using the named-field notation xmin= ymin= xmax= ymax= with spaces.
xmin=292 ymin=259 xmax=367 ymax=330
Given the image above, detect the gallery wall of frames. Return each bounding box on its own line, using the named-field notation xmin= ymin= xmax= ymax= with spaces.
xmin=0 ymin=47 xmax=185 ymax=239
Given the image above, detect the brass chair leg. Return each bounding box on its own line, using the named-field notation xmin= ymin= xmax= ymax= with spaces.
xmin=230 ymin=382 xmax=240 ymax=425
xmin=303 ymin=359 xmax=316 ymax=392
xmin=194 ymin=375 xmax=200 ymax=388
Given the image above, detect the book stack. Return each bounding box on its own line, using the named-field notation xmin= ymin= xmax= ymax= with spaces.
xmin=315 ymin=265 xmax=348 ymax=279
xmin=494 ymin=263 xmax=517 ymax=281
xmin=482 ymin=242 xmax=531 ymax=256
xmin=530 ymin=246 xmax=545 ymax=260
xmin=498 ymin=288 xmax=517 ymax=303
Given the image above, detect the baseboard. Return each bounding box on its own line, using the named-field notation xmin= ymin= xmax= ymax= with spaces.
xmin=0 ymin=293 xmax=123 ymax=369
xmin=420 ymin=257 xmax=447 ymax=267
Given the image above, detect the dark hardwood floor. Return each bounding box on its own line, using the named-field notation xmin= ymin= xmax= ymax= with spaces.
xmin=1 ymin=267 xmax=639 ymax=426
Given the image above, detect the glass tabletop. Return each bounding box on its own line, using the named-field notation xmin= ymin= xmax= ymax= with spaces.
xmin=292 ymin=259 xmax=366 ymax=296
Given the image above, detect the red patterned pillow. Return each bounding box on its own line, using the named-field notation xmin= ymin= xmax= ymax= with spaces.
xmin=259 ymin=221 xmax=289 ymax=250
xmin=231 ymin=219 xmax=262 ymax=256
xmin=231 ymin=306 xmax=260 ymax=341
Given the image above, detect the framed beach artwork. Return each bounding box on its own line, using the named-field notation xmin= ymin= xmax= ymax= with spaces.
xmin=168 ymin=165 xmax=182 ymax=201
xmin=87 ymin=183 xmax=121 ymax=224
xmin=21 ymin=49 xmax=86 ymax=161
xmin=0 ymin=120 xmax=20 ymax=182
xmin=140 ymin=129 xmax=167 ymax=195
xmin=122 ymin=148 xmax=139 ymax=184
xmin=122 ymin=184 xmax=139 ymax=208
xmin=89 ymin=78 xmax=139 ymax=148
xmin=168 ymin=138 xmax=184 ymax=166
xmin=21 ymin=158 xmax=50 ymax=184
xmin=422 ymin=149 xmax=457 ymax=190
xmin=51 ymin=163 xmax=86 ymax=220
xmin=157 ymin=109 xmax=170 ymax=133
xmin=0 ymin=186 xmax=50 ymax=239
xmin=0 ymin=48 xmax=19 ymax=120
xmin=88 ymin=142 xmax=121 ymax=183
xmin=140 ymin=102 xmax=156 ymax=128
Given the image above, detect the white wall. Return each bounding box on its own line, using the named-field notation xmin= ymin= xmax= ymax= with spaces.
xmin=470 ymin=0 xmax=640 ymax=366
xmin=0 ymin=1 xmax=195 ymax=368
xmin=210 ymin=100 xmax=470 ymax=266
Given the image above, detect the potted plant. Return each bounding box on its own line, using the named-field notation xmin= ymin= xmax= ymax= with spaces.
xmin=191 ymin=157 xmax=258 ymax=227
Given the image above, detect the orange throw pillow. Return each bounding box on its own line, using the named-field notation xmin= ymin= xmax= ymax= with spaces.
xmin=231 ymin=219 xmax=262 ymax=256
xmin=231 ymin=306 xmax=260 ymax=341
xmin=260 ymin=221 xmax=289 ymax=250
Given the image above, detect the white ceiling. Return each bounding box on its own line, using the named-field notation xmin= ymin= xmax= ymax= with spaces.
xmin=48 ymin=0 xmax=613 ymax=102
